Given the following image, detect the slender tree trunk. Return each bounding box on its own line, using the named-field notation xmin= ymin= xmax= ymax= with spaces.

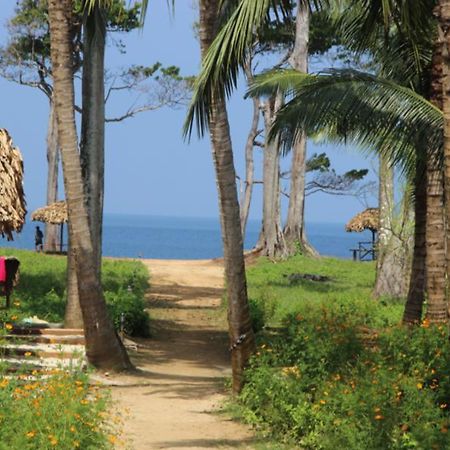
xmin=259 ymin=94 xmax=286 ymax=258
xmin=80 ymin=5 xmax=105 ymax=277
xmin=65 ymin=5 xmax=106 ymax=328
xmin=48 ymin=0 xmax=131 ymax=370
xmin=403 ymin=163 xmax=427 ymax=324
xmin=239 ymin=60 xmax=260 ymax=238
xmin=199 ymin=0 xmax=255 ymax=394
xmin=64 ymin=237 xmax=83 ymax=328
xmin=440 ymin=0 xmax=450 ymax=323
xmin=425 ymin=32 xmax=447 ymax=323
xmin=284 ymin=4 xmax=317 ymax=257
xmin=44 ymin=101 xmax=60 ymax=253
xmin=373 ymin=155 xmax=401 ymax=297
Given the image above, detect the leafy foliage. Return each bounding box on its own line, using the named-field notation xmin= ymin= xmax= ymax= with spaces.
xmin=236 ymin=256 xmax=450 ymax=449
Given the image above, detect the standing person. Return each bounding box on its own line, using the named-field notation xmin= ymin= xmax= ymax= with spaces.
xmin=35 ymin=226 xmax=44 ymax=252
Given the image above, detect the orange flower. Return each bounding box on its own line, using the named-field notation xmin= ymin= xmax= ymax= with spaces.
xmin=5 ymin=323 xmax=12 ymax=330
xmin=421 ymin=319 xmax=430 ymax=328
xmin=24 ymin=352 xmax=32 ymax=357
xmin=26 ymin=431 xmax=36 ymax=438
xmin=441 ymin=426 xmax=448 ymax=434
xmin=374 ymin=415 xmax=384 ymax=420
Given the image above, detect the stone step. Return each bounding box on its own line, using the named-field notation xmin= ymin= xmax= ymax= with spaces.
xmin=1 ymin=356 xmax=86 ymax=372
xmin=10 ymin=327 xmax=84 ymax=337
xmin=1 ymin=343 xmax=86 ymax=360
xmin=3 ymin=334 xmax=85 ymax=345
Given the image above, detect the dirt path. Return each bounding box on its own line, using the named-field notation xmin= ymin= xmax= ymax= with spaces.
xmin=110 ymin=259 xmax=254 ymax=450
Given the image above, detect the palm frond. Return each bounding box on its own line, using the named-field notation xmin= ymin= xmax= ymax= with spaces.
xmin=248 ymin=68 xmax=442 ymax=177
xmin=183 ymin=0 xmax=325 ymax=139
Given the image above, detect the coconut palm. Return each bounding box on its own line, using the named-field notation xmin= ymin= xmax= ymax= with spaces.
xmin=247 ymin=65 xmax=446 ymax=321
xmin=48 ymin=0 xmax=131 ymax=370
xmin=194 ymin=0 xmax=256 ymax=394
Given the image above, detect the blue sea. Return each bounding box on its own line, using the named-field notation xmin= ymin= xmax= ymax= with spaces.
xmin=0 ymin=214 xmax=374 ymax=260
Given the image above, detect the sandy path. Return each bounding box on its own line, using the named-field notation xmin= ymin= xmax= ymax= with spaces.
xmin=110 ymin=259 xmax=254 ymax=450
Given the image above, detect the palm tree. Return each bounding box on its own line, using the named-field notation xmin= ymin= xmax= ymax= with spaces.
xmin=48 ymin=0 xmax=131 ymax=370
xmin=248 ymin=66 xmax=445 ymax=320
xmin=190 ymin=0 xmax=256 ymax=394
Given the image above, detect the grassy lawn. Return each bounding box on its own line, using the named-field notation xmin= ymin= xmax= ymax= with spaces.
xmin=234 ymin=256 xmax=450 ymax=450
xmin=0 ymin=248 xmax=150 ymax=336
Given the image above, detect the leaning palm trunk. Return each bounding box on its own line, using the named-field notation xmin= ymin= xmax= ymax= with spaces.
xmin=199 ymin=0 xmax=255 ymax=394
xmin=45 ymin=102 xmax=60 ymax=253
xmin=65 ymin=4 xmax=107 ymax=328
xmin=403 ymin=161 xmax=427 ymax=324
xmin=283 ymin=3 xmax=317 ymax=257
xmin=48 ymin=0 xmax=131 ymax=370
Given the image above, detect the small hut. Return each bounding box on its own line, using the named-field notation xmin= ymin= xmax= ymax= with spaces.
xmin=31 ymin=201 xmax=67 ymax=253
xmin=346 ymin=208 xmax=379 ymax=260
xmin=0 ymin=129 xmax=26 ymax=240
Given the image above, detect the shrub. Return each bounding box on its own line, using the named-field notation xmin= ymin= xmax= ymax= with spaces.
xmin=234 ymin=256 xmax=450 ymax=449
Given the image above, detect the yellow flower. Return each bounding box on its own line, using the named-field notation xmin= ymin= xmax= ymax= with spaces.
xmin=10 ymin=315 xmax=17 ymax=321
xmin=108 ymin=435 xmax=117 ymax=444
xmin=440 ymin=403 xmax=448 ymax=409
xmin=13 ymin=301 xmax=20 ymax=307
xmin=319 ymin=400 xmax=326 ymax=405
xmin=26 ymin=431 xmax=36 ymax=438
xmin=5 ymin=323 xmax=12 ymax=330
xmin=0 ymin=379 xmax=9 ymax=388
xmin=416 ymin=383 xmax=423 ymax=390
xmin=24 ymin=352 xmax=32 ymax=357
xmin=374 ymin=415 xmax=384 ymax=420
xmin=80 ymin=399 xmax=89 ymax=405
xmin=73 ymin=441 xmax=80 ymax=448
xmin=70 ymin=426 xmax=76 ymax=433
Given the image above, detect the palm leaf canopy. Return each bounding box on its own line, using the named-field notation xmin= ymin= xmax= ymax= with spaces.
xmin=31 ymin=201 xmax=68 ymax=225
xmin=346 ymin=207 xmax=379 ymax=233
xmin=0 ymin=129 xmax=26 ymax=240
xmin=247 ymin=68 xmax=442 ymax=177
xmin=184 ymin=0 xmax=320 ymax=138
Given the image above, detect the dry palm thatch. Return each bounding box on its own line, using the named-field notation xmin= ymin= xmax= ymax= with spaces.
xmin=345 ymin=207 xmax=379 ymax=233
xmin=31 ymin=201 xmax=68 ymax=224
xmin=0 ymin=129 xmax=26 ymax=240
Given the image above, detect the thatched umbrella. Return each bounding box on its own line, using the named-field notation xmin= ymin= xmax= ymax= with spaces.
xmin=345 ymin=207 xmax=379 ymax=244
xmin=0 ymin=129 xmax=26 ymax=240
xmin=31 ymin=201 xmax=67 ymax=252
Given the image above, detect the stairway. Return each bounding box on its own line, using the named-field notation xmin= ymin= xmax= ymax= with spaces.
xmin=1 ymin=327 xmax=86 ymax=374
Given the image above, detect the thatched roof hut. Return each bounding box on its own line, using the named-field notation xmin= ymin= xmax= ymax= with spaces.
xmin=31 ymin=201 xmax=67 ymax=224
xmin=346 ymin=207 xmax=379 ymax=234
xmin=32 ymin=201 xmax=67 ymax=252
xmin=0 ymin=129 xmax=26 ymax=240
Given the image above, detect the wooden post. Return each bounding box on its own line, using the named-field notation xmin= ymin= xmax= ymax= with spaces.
xmin=60 ymin=223 xmax=64 ymax=253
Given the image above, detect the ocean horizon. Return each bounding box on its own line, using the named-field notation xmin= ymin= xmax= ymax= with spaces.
xmin=0 ymin=213 xmax=374 ymax=260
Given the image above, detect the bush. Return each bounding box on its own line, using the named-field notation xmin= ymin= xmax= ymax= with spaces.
xmin=0 ymin=365 xmax=123 ymax=449
xmin=234 ymin=256 xmax=450 ymax=449
xmin=105 ymin=288 xmax=150 ymax=337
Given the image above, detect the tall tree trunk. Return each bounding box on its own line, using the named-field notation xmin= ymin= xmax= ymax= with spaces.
xmin=65 ymin=5 xmax=106 ymax=328
xmin=284 ymin=4 xmax=317 ymax=257
xmin=44 ymin=101 xmax=60 ymax=253
xmin=80 ymin=5 xmax=105 ymax=277
xmin=199 ymin=0 xmax=255 ymax=394
xmin=425 ymin=32 xmax=447 ymax=323
xmin=403 ymin=163 xmax=427 ymax=324
xmin=258 ymin=94 xmax=286 ymax=258
xmin=374 ymin=156 xmax=401 ymax=297
xmin=440 ymin=0 xmax=450 ymax=323
xmin=239 ymin=60 xmax=260 ymax=238
xmin=64 ymin=237 xmax=83 ymax=328
xmin=48 ymin=0 xmax=131 ymax=370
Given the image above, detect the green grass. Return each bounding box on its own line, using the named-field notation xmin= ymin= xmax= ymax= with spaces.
xmin=0 ymin=248 xmax=150 ymax=336
xmin=234 ymin=256 xmax=450 ymax=450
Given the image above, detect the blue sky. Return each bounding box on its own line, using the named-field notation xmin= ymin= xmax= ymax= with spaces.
xmin=0 ymin=1 xmax=378 ymax=223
